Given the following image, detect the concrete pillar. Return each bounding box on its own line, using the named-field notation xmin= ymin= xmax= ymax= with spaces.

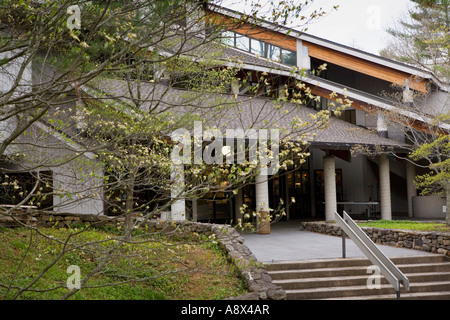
xmin=170 ymin=163 xmax=186 ymax=221
xmin=296 ymin=39 xmax=311 ymax=71
xmin=323 ymin=155 xmax=337 ymax=221
xmin=379 ymin=154 xmax=392 ymax=220
xmin=309 ymin=152 xmax=316 ymax=218
xmin=255 ymin=171 xmax=270 ymax=233
xmin=377 ymin=113 xmax=388 ymax=138
xmin=255 ymin=172 xmax=270 ymax=213
xmin=403 ymin=79 xmax=414 ymax=107
xmin=406 ymin=161 xmax=416 ymax=218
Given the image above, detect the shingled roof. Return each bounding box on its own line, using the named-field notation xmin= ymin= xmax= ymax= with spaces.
xmin=88 ymin=79 xmax=407 ymax=151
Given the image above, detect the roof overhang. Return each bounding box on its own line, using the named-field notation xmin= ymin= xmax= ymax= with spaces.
xmin=222 ymin=60 xmax=450 ymax=135
xmin=208 ymin=3 xmax=449 ymax=93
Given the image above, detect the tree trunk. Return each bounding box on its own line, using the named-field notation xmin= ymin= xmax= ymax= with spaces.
xmin=123 ymin=184 xmax=134 ymax=241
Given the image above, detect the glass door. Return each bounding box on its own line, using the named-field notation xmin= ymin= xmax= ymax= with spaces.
xmin=288 ymin=170 xmax=311 ymax=219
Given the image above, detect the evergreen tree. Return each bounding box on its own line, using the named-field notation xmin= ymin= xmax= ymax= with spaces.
xmin=381 ymin=0 xmax=450 ymax=80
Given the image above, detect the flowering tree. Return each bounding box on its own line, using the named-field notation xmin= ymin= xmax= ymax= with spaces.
xmin=0 ymin=0 xmax=347 ymax=299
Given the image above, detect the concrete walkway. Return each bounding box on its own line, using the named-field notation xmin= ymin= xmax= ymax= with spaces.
xmin=240 ymin=221 xmax=435 ymax=263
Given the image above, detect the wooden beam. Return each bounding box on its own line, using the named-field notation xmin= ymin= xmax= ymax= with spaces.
xmin=304 ymin=41 xmax=427 ymax=93
xmin=206 ymin=12 xmax=297 ymax=52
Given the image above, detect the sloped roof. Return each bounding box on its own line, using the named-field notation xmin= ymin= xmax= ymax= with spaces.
xmin=209 ymin=3 xmax=449 ymax=92
xmin=88 ymin=78 xmax=407 ymax=151
xmin=148 ymin=31 xmax=449 ymax=134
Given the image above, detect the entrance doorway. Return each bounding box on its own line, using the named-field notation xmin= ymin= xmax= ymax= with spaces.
xmin=286 ymin=170 xmax=311 ymax=219
xmin=269 ymin=167 xmax=312 ymax=220
xmin=196 ymin=191 xmax=234 ymax=224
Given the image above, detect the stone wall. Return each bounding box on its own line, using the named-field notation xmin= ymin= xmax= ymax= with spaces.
xmin=0 ymin=211 xmax=286 ymax=300
xmin=300 ymin=221 xmax=450 ymax=258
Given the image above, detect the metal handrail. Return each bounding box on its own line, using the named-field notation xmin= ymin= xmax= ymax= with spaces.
xmin=334 ymin=211 xmax=410 ymax=299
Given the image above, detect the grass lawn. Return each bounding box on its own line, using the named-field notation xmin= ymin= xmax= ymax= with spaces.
xmin=357 ymin=220 xmax=450 ymax=232
xmin=0 ymin=225 xmax=247 ymax=300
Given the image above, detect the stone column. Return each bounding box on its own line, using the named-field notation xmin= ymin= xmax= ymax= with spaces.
xmin=377 ymin=113 xmax=388 ymax=138
xmin=379 ymin=154 xmax=392 ymax=220
xmin=255 ymin=171 xmax=270 ymax=234
xmin=170 ymin=163 xmax=186 ymax=221
xmin=323 ymin=155 xmax=337 ymax=221
xmin=406 ymin=161 xmax=416 ymax=218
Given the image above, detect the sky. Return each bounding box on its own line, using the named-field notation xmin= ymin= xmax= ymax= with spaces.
xmin=222 ymin=0 xmax=414 ymax=56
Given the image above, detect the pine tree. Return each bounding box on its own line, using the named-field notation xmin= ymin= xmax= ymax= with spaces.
xmin=381 ymin=0 xmax=450 ymax=80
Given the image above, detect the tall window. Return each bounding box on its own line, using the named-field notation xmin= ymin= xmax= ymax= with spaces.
xmin=221 ymin=31 xmax=235 ymax=47
xmin=281 ymin=49 xmax=296 ymax=66
xmin=250 ymin=38 xmax=265 ymax=56
xmin=266 ymin=44 xmax=281 ymax=61
xmin=235 ymin=34 xmax=250 ymax=51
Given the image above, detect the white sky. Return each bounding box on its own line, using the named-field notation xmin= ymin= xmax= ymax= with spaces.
xmin=222 ymin=0 xmax=413 ymax=56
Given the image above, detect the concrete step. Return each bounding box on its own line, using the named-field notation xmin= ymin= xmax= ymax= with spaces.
xmin=285 ymin=281 xmax=450 ymax=300
xmin=273 ymin=272 xmax=450 ymax=290
xmin=265 ymin=254 xmax=450 ymax=300
xmin=269 ymin=262 xmax=450 ymax=280
xmin=325 ymin=291 xmax=450 ymax=300
xmin=264 ymin=254 xmax=447 ymax=272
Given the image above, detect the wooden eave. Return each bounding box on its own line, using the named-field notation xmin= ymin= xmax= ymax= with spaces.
xmin=205 ymin=11 xmax=297 ymax=52
xmin=303 ymin=41 xmax=428 ymax=93
xmin=207 ymin=10 xmax=430 ymax=94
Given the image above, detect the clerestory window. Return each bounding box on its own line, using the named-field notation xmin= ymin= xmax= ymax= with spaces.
xmin=221 ymin=31 xmax=296 ymax=67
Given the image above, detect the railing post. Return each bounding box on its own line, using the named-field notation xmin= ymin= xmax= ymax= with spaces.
xmin=342 ymin=229 xmax=346 ymax=258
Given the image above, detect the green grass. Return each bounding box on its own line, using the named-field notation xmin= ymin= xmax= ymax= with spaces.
xmin=357 ymin=220 xmax=450 ymax=232
xmin=0 ymin=225 xmax=247 ymax=300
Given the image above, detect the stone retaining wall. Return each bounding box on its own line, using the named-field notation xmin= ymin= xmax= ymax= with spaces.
xmin=300 ymin=221 xmax=450 ymax=258
xmin=0 ymin=211 xmax=285 ymax=300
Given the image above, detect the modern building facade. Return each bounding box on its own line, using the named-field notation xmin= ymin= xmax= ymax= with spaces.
xmin=183 ymin=4 xmax=450 ymax=224
xmin=1 ymin=3 xmax=448 ymax=225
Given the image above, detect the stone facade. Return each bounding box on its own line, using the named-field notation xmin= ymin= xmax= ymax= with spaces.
xmin=300 ymin=221 xmax=450 ymax=257
xmin=0 ymin=211 xmax=286 ymax=300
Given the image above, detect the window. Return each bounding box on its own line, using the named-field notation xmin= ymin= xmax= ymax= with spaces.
xmin=0 ymin=171 xmax=53 ymax=209
xmin=340 ymin=109 xmax=356 ymax=125
xmin=221 ymin=31 xmax=296 ymax=67
xmin=221 ymin=31 xmax=235 ymax=47
xmin=281 ymin=49 xmax=296 ymax=66
xmin=250 ymin=38 xmax=265 ymax=56
xmin=235 ymin=34 xmax=250 ymax=51
xmin=266 ymin=44 xmax=280 ymax=61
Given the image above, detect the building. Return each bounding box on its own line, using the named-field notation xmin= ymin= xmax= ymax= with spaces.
xmin=170 ymin=4 xmax=450 ymax=224
xmin=1 ymin=3 xmax=448 ymax=225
